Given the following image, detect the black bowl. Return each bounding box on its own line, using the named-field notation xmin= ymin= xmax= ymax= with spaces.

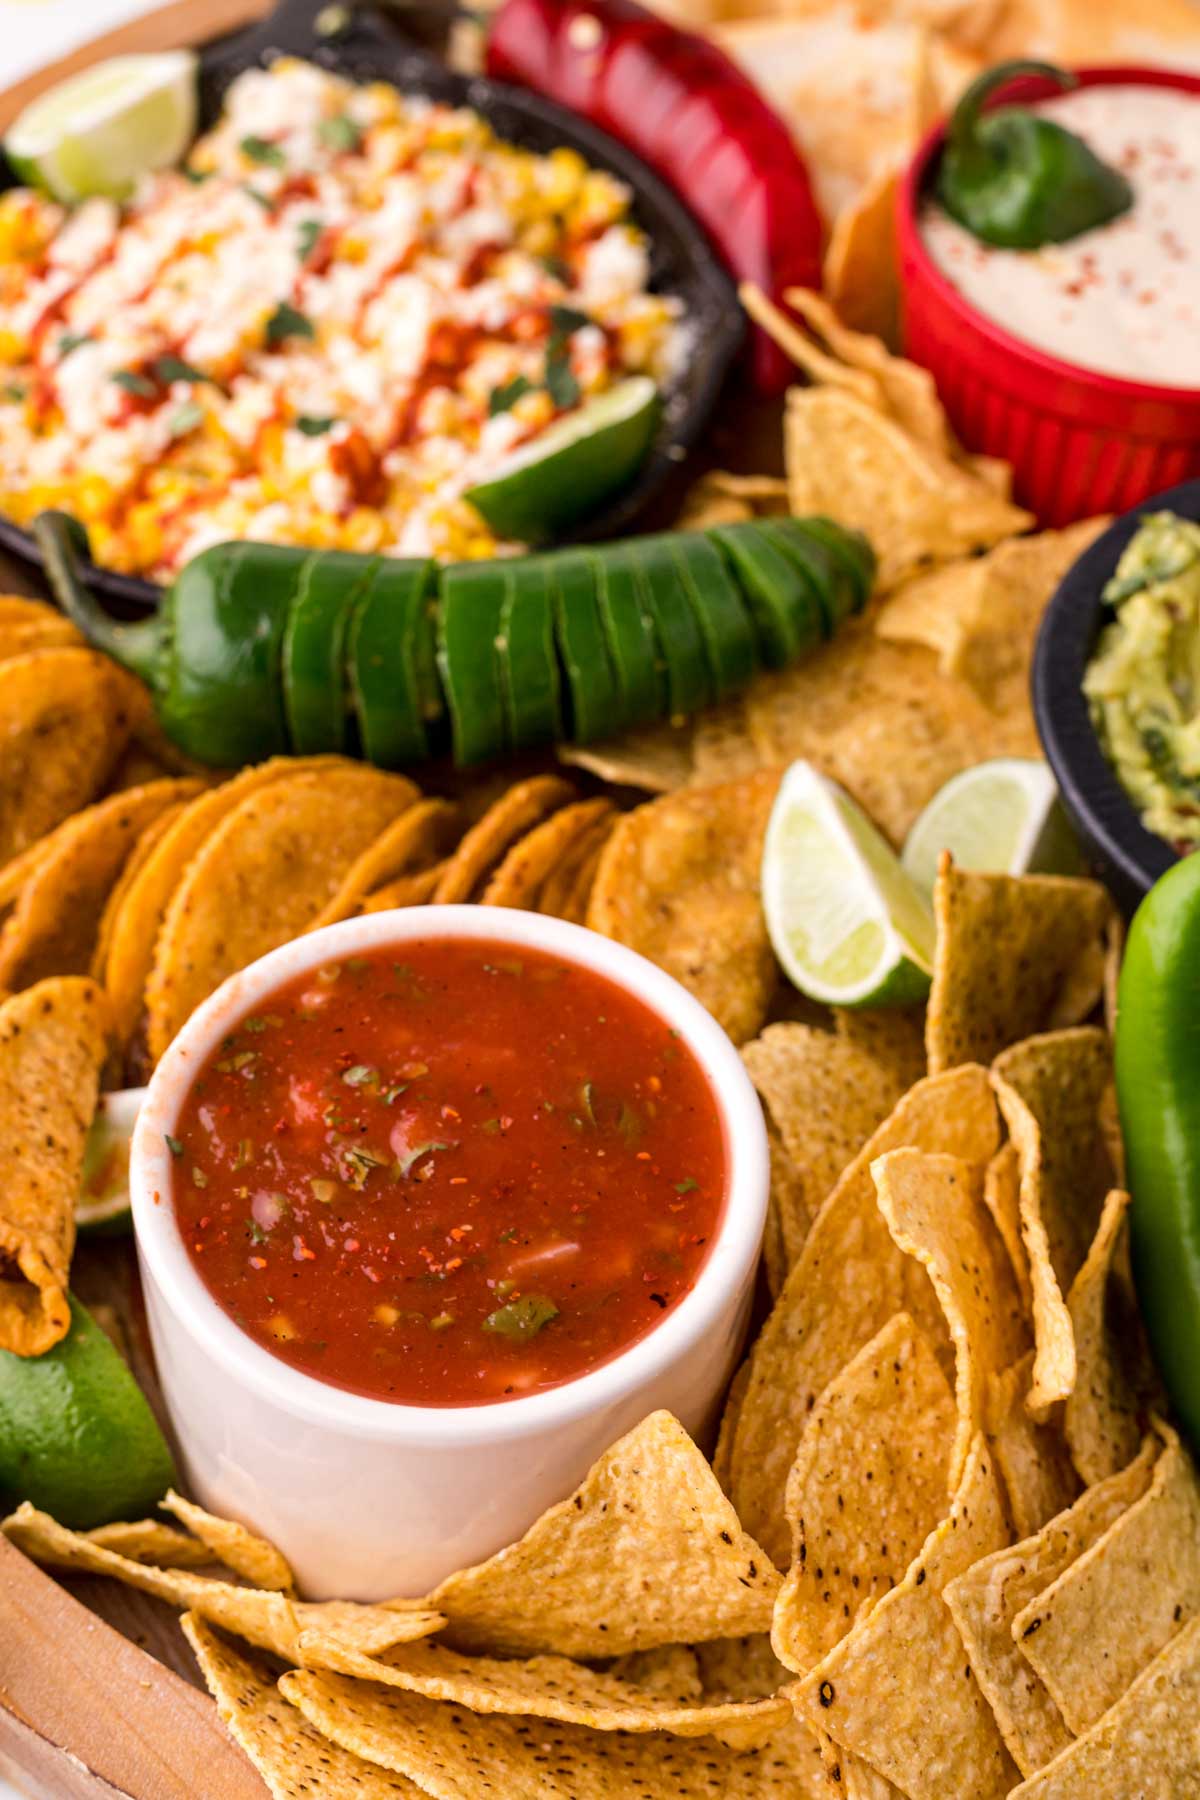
xmin=1032 ymin=478 xmax=1200 ymax=916
xmin=0 ymin=0 xmax=743 ymax=609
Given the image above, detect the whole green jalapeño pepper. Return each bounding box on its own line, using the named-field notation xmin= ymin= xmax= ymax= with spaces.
xmin=937 ymin=61 xmax=1133 ymax=250
xmin=1115 ymin=853 xmax=1200 ymax=1450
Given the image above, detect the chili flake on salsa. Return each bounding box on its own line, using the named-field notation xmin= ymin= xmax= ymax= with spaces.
xmin=170 ymin=940 xmax=727 ymax=1406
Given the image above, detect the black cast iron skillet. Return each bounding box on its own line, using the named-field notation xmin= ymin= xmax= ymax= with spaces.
xmin=1033 ymin=478 xmax=1200 ymax=917
xmin=0 ymin=0 xmax=743 ymax=607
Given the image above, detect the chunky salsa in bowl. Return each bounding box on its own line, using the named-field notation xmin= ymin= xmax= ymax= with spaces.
xmin=129 ymin=906 xmax=766 ymax=1594
xmin=168 ymin=936 xmax=726 ymax=1407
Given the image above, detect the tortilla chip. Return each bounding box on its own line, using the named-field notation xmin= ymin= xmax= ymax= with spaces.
xmin=728 ymin=1065 xmax=1000 ymax=1567
xmin=425 ymin=1412 xmax=778 ymax=1658
xmin=739 ymin=284 xmax=884 ymax=410
xmin=0 ymin=978 xmax=110 ymax=1355
xmin=761 ymin=1116 xmax=808 ymax=1292
xmin=90 ymin=801 xmax=190 ymax=983
xmin=558 ymin=819 xmax=616 ymax=926
xmin=944 ymin=1437 xmax=1157 ymax=1778
xmin=791 ymin=1436 xmax=1017 ymax=1798
xmin=0 ymin=602 xmax=81 ymax=662
xmin=781 ymin=287 xmax=953 ymax=456
xmin=160 ymin=1489 xmax=294 ymax=1593
xmin=0 ymin=780 xmax=200 ymax=990
xmin=690 ymin=698 xmax=763 ymax=787
xmin=182 ymin=1616 xmax=415 ymax=1800
xmin=785 ymin=389 xmax=1032 ymax=592
xmin=3 ymin=1503 xmax=442 ymax=1662
xmin=535 ymin=810 xmax=614 ymax=919
xmin=557 ymin=721 xmax=694 ymax=794
xmin=874 ymin=1150 xmax=1028 ymax=1488
xmin=824 ymin=163 xmax=903 ymax=345
xmin=985 ymin=1354 xmax=1080 ymax=1539
xmin=308 ymin=798 xmax=461 ymax=930
xmin=742 ymin=1026 xmax=909 ymax=1255
xmin=679 ymin=473 xmax=789 ymax=533
xmin=482 ymin=798 xmax=614 ymax=908
xmin=1006 ymin=1612 xmax=1200 ymax=1800
xmin=85 ymin=1519 xmax=215 ymax=1567
xmin=983 ymin=1141 xmax=1033 ymax=1309
xmin=293 ymin=1634 xmax=791 ymax=1749
xmin=587 ymin=770 xmax=781 ymax=1045
xmin=984 ymin=0 xmax=1200 ymax=66
xmin=362 ymin=864 xmax=446 ymax=912
xmin=103 ymin=757 xmax=336 ymax=1048
xmin=992 ymin=1029 xmax=1117 ymax=1415
xmin=0 ymin=649 xmax=143 ymax=868
xmin=146 ymin=764 xmax=418 ymax=1060
xmin=927 ymin=860 xmax=1114 ymax=1073
xmin=284 ymin=1669 xmax=827 ymax=1799
xmin=1013 ymin=1422 xmax=1200 ymax=1736
xmin=744 ymin=626 xmax=1040 ymax=848
xmin=877 ymin=521 xmax=1109 ymax=713
xmin=1064 ymin=1190 xmax=1147 ymax=1486
xmin=433 ymin=776 xmax=574 ymax=903
xmin=832 ymin=1006 xmax=926 ymax=1090
xmin=712 ymin=1359 xmax=751 ymax=1498
xmin=773 ymin=1312 xmax=956 ymax=1674
xmin=695 ymin=1635 xmax=790 ymax=1705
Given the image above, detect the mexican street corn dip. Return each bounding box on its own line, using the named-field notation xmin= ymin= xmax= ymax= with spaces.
xmin=0 ymin=58 xmax=687 ymax=576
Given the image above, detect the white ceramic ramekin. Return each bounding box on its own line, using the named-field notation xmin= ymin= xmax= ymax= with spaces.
xmin=131 ymin=906 xmax=768 ymax=1600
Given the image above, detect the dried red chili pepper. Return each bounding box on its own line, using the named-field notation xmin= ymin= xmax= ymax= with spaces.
xmin=485 ymin=0 xmax=821 ymax=393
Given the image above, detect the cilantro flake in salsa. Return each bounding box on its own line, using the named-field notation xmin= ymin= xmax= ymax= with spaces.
xmin=172 ymin=941 xmax=726 ymax=1406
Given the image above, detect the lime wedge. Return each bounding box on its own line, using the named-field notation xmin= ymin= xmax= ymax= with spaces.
xmin=77 ymin=1086 xmax=145 ymax=1236
xmin=5 ymin=51 xmax=198 ymax=202
xmin=762 ymin=760 xmax=934 ymax=1008
xmin=901 ymin=759 xmax=1082 ymax=896
xmin=0 ymin=1295 xmax=176 ymax=1528
xmin=465 ymin=376 xmax=661 ymax=543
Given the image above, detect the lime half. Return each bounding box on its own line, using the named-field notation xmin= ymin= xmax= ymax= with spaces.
xmin=902 ymin=758 xmax=1082 ymax=896
xmin=762 ymin=760 xmax=934 ymax=1008
xmin=465 ymin=376 xmax=661 ymax=542
xmin=0 ymin=1294 xmax=176 ymax=1528
xmin=78 ymin=1086 xmax=145 ymax=1236
xmin=6 ymin=52 xmax=198 ymax=203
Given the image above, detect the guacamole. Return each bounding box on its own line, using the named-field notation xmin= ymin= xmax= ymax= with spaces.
xmin=1084 ymin=512 xmax=1200 ymax=852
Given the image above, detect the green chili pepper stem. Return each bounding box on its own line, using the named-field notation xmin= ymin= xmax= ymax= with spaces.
xmin=946 ymin=60 xmax=1075 ymax=159
xmin=34 ymin=510 xmax=166 ymax=686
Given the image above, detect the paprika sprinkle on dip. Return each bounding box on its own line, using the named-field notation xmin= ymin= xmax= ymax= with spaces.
xmin=170 ymin=939 xmax=726 ymax=1405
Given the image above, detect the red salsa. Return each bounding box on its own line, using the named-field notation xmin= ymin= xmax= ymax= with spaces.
xmin=170 ymin=940 xmax=726 ymax=1405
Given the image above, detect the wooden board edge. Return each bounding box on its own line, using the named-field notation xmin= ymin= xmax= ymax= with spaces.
xmin=0 ymin=0 xmax=272 ymax=131
xmin=0 ymin=1538 xmax=268 ymax=1798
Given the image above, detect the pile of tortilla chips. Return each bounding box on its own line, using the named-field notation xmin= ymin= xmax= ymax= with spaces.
xmin=0 ymin=695 xmax=617 ymax=1355
xmin=7 ymin=858 xmax=1198 ymax=1795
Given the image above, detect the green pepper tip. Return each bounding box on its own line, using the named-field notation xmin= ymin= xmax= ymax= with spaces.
xmin=33 ymin=508 xmax=168 ymax=690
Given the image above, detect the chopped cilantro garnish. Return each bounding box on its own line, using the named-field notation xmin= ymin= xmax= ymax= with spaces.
xmin=544 ymin=344 xmax=580 ymax=410
xmin=57 ymin=331 xmax=91 ymax=358
xmin=240 ymin=135 xmax=286 ymax=168
xmin=382 ymin=1083 xmax=409 ymax=1105
xmin=296 ymin=413 xmax=337 ymax=436
xmin=181 ymin=165 xmax=211 ymax=184
xmin=483 ymin=1295 xmax=559 ymax=1340
xmin=394 ymin=1140 xmax=451 ymax=1179
xmin=296 ymin=217 xmax=324 ymax=261
xmin=112 ymin=369 xmax=156 ymax=398
xmin=318 ymin=114 xmax=363 ymax=152
xmin=3 ymin=383 xmax=26 ymax=403
xmin=154 ymin=354 xmax=209 ymax=386
xmin=674 ymin=1177 xmax=698 ymax=1194
xmin=242 ymin=185 xmax=274 ymax=211
xmin=265 ymin=301 xmax=315 ymax=347
xmin=164 ymin=1133 xmax=183 ymax=1157
xmin=549 ymin=303 xmax=590 ymax=336
xmin=488 ymin=374 xmax=532 ymax=417
xmin=247 ymin=1219 xmax=267 ymax=1245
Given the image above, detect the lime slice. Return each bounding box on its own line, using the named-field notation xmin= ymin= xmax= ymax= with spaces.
xmin=465 ymin=376 xmax=661 ymax=543
xmin=77 ymin=1086 xmax=145 ymax=1236
xmin=0 ymin=1294 xmax=176 ymax=1528
xmin=762 ymin=760 xmax=934 ymax=1008
xmin=5 ymin=52 xmax=198 ymax=203
xmin=901 ymin=759 xmax=1082 ymax=896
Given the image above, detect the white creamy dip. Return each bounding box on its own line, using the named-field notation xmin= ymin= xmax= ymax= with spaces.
xmin=921 ymin=84 xmax=1200 ymax=390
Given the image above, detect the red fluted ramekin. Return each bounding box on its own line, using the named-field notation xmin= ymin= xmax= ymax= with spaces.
xmin=897 ymin=67 xmax=1200 ymax=526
